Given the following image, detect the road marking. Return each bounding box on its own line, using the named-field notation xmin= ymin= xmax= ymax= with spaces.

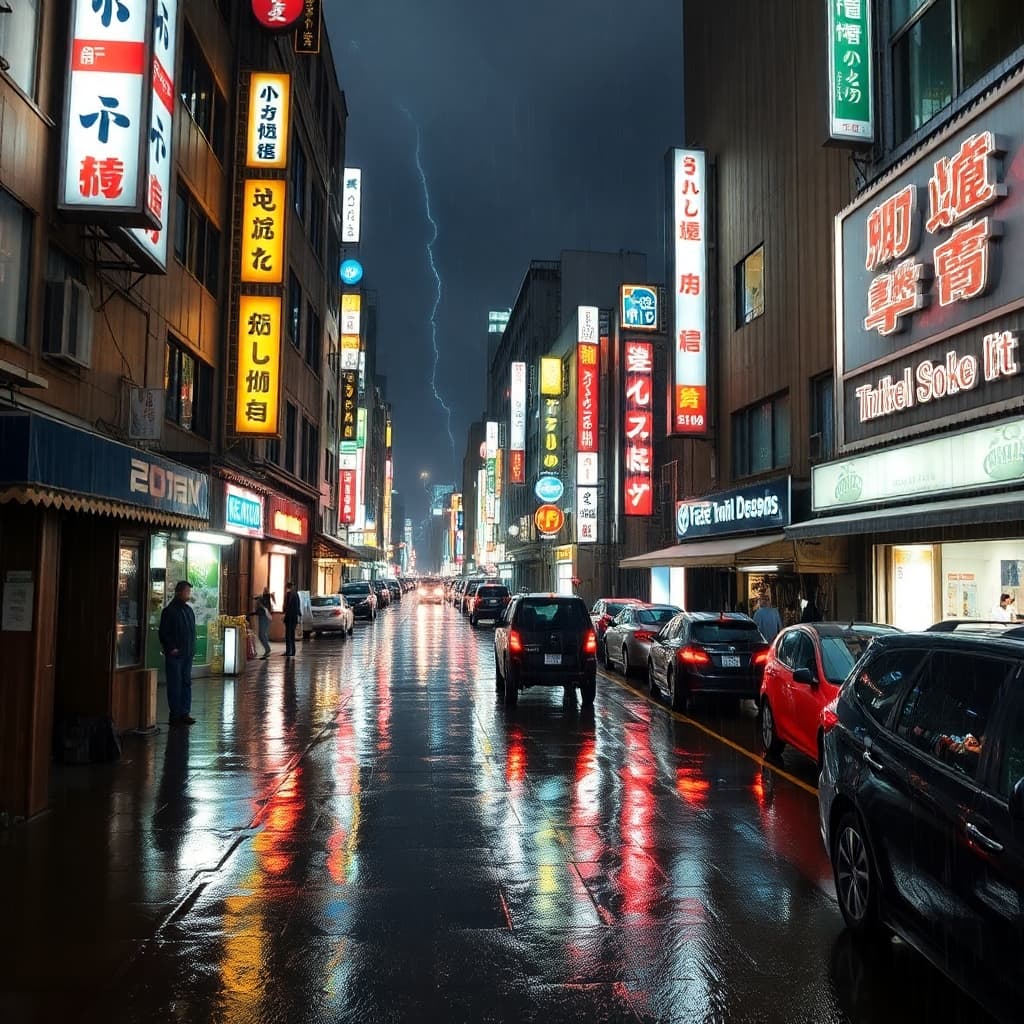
xmin=600 ymin=669 xmax=819 ymax=798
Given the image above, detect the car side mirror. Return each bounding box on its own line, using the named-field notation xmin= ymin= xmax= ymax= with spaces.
xmin=792 ymin=667 xmax=818 ymax=687
xmin=1011 ymin=777 xmax=1024 ymax=820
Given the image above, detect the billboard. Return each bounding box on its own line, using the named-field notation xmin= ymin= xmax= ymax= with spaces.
xmin=241 ymin=180 xmax=287 ymax=283
xmin=621 ymin=284 xmax=658 ymax=330
xmin=247 ymin=72 xmax=291 ymax=169
xmin=343 ymin=168 xmax=362 ymax=243
xmin=510 ymin=361 xmax=526 ymax=483
xmin=235 ymin=296 xmax=282 ymax=435
xmin=623 ymin=339 xmax=654 ymax=516
xmin=827 ymin=0 xmax=874 ymax=146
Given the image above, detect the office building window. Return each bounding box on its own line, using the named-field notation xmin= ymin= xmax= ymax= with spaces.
xmin=288 ymin=270 xmax=302 ymax=347
xmin=291 ymin=136 xmax=307 ymax=222
xmin=165 ymin=337 xmax=213 ymax=438
xmin=736 ymin=245 xmax=765 ymax=326
xmin=179 ymin=26 xmax=228 ymax=161
xmin=809 ymin=373 xmax=835 ymax=462
xmin=0 ymin=189 xmax=32 ymax=346
xmin=733 ymin=393 xmax=790 ymax=478
xmin=305 ymin=303 xmax=321 ymax=371
xmin=0 ymin=0 xmax=39 ymax=98
xmin=284 ymin=402 xmax=297 ymax=475
xmin=309 ymin=183 xmax=325 ymax=263
xmin=301 ymin=417 xmax=319 ymax=484
xmin=174 ymin=183 xmax=220 ymax=297
xmin=324 ymin=447 xmax=334 ymax=483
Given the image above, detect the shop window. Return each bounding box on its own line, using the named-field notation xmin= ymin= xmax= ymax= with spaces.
xmin=961 ymin=0 xmax=1024 ymax=88
xmin=733 ymin=393 xmax=790 ymax=478
xmin=179 ymin=25 xmax=228 ymax=162
xmin=735 ymin=245 xmax=765 ymax=326
xmin=809 ymin=374 xmax=835 ymax=462
xmin=0 ymin=188 xmax=32 ymax=346
xmin=269 ymin=552 xmax=286 ymax=610
xmin=301 ymin=416 xmax=319 ymax=484
xmin=0 ymin=0 xmax=39 ymax=98
xmin=284 ymin=401 xmax=297 ymax=475
xmin=165 ymin=337 xmax=213 ymax=437
xmin=291 ymin=136 xmax=307 ymax=222
xmin=305 ymin=302 xmax=321 ymax=371
xmin=174 ymin=183 xmax=220 ymax=297
xmin=309 ymin=183 xmax=325 ymax=264
xmin=324 ymin=447 xmax=334 ymax=483
xmin=288 ymin=270 xmax=302 ymax=348
xmin=116 ymin=539 xmax=143 ymax=667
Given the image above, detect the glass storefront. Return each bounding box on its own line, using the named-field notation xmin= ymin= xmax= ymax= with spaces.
xmin=116 ymin=538 xmax=143 ymax=667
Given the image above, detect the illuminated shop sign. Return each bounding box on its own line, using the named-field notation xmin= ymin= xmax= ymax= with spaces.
xmin=578 ymin=305 xmax=599 ymax=344
xmin=251 ymin=0 xmax=303 ymax=29
xmin=534 ymin=504 xmax=565 ymax=538
xmin=241 ymin=180 xmax=287 ymax=283
xmin=541 ymin=396 xmax=560 ymax=477
xmin=535 ymin=476 xmax=564 ymax=503
xmin=342 ymin=168 xmax=362 ymax=243
xmin=577 ymin=451 xmax=598 ymax=486
xmin=340 ymin=259 xmax=363 ymax=285
xmin=621 ymin=284 xmax=658 ymax=330
xmin=235 ymin=296 xmax=282 ymax=435
xmin=225 ymin=483 xmax=264 ymax=538
xmin=341 ymin=292 xmax=360 ymax=335
xmin=837 ymin=81 xmax=1024 ymax=449
xmin=293 ymin=0 xmax=321 ymax=53
xmin=60 ymin=0 xmax=152 ymax=220
xmin=623 ymin=339 xmax=653 ymax=516
xmin=486 ymin=421 xmax=498 ymax=524
xmin=540 ymin=357 xmax=562 ymax=396
xmin=247 ymin=72 xmax=291 ymax=169
xmin=827 ymin=0 xmax=874 ymax=145
xmin=675 ymin=478 xmax=791 ymax=541
xmin=577 ymin=341 xmax=599 ymax=453
xmin=510 ymin=361 xmax=526 ymax=484
xmin=339 ymin=453 xmax=357 ymax=525
xmin=340 ymin=370 xmax=357 ymax=442
xmin=669 ymin=148 xmax=708 ymax=435
xmin=577 ymin=486 xmax=597 ymax=544
xmin=267 ymin=495 xmax=309 ymax=543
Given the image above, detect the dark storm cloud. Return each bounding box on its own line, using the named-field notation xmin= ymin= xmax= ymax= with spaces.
xmin=324 ymin=0 xmax=683 ymax=500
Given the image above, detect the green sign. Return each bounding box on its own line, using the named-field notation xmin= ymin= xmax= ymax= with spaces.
xmin=827 ymin=0 xmax=873 ymax=145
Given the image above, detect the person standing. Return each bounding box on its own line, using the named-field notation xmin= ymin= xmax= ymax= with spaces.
xmin=753 ymin=593 xmax=783 ymax=643
xmin=159 ymin=580 xmax=197 ymax=726
xmin=992 ymin=593 xmax=1013 ymax=621
xmin=283 ymin=581 xmax=300 ymax=657
xmin=253 ymin=588 xmax=273 ymax=658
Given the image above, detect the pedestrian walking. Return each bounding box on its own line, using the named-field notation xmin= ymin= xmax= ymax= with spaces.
xmin=159 ymin=580 xmax=197 ymax=726
xmin=283 ymin=581 xmax=300 ymax=657
xmin=252 ymin=588 xmax=273 ymax=658
xmin=753 ymin=593 xmax=783 ymax=643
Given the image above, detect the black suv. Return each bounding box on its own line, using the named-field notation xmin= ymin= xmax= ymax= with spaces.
xmin=494 ymin=594 xmax=597 ymax=707
xmin=469 ymin=583 xmax=510 ymax=627
xmin=819 ymin=630 xmax=1024 ymax=1024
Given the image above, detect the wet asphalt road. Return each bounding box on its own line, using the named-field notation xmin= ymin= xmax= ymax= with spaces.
xmin=2 ymin=594 xmax=995 ymax=1023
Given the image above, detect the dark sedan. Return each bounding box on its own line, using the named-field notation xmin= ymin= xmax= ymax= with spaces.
xmin=341 ymin=581 xmax=377 ymax=620
xmin=647 ymin=611 xmax=769 ymax=712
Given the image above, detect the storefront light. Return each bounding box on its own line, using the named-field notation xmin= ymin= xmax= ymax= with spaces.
xmin=186 ymin=531 xmax=237 ymax=547
xmin=738 ymin=564 xmax=780 ymax=573
xmin=268 ymin=544 xmax=298 ymax=555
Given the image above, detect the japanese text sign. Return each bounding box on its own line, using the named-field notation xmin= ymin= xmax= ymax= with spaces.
xmin=577 ymin=342 xmax=599 ymax=453
xmin=340 ymin=335 xmax=360 ymax=372
xmin=827 ymin=0 xmax=874 ymax=145
xmin=343 ymin=168 xmax=362 ymax=243
xmin=669 ymin=149 xmax=708 ymax=435
xmin=540 ymin=357 xmax=562 ymax=396
xmin=267 ymin=494 xmax=308 ymax=542
xmin=623 ymin=339 xmax=654 ymax=516
xmin=341 ymin=292 xmax=361 ymax=335
xmin=577 ymin=305 xmax=599 ymax=344
xmin=541 ymin=397 xmax=561 ymax=476
xmin=293 ymin=0 xmax=321 ymax=54
xmin=576 ymin=486 xmax=598 ymax=544
xmin=486 ymin=421 xmax=498 ymax=524
xmin=241 ymin=179 xmax=286 ymax=283
xmin=621 ymin=284 xmax=658 ymax=330
xmin=235 ymin=295 xmax=282 ymax=435
xmin=247 ymin=72 xmax=291 ymax=169
xmin=510 ymin=361 xmax=526 ymax=483
xmin=836 ymin=81 xmax=1024 ymax=448
xmin=339 ymin=454 xmax=357 ymax=525
xmin=251 ymin=0 xmax=303 ymax=29
xmin=61 ymin=0 xmax=152 ymax=219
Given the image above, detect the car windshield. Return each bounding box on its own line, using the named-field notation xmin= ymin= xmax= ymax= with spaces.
xmin=820 ymin=635 xmax=874 ymax=683
xmin=637 ymin=608 xmax=676 ymax=626
xmin=606 ymin=601 xmax=632 ymax=616
xmin=518 ymin=599 xmax=588 ymax=630
xmin=311 ymin=596 xmax=340 ymax=607
xmin=343 ymin=584 xmax=369 ymax=596
xmin=692 ymin=620 xmax=761 ymax=643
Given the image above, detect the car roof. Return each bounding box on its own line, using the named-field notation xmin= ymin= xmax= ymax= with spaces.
xmin=868 ymin=630 xmax=1024 ymax=655
xmin=926 ymin=619 xmax=1024 ymax=638
xmin=598 ymin=597 xmax=642 ymax=603
xmin=519 ymin=593 xmax=585 ymax=601
xmin=639 ymin=603 xmax=681 ymax=611
xmin=787 ymin=622 xmax=900 ymax=638
xmin=679 ymin=611 xmax=756 ymax=622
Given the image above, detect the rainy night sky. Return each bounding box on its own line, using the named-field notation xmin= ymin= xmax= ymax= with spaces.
xmin=325 ymin=1 xmax=684 ymax=507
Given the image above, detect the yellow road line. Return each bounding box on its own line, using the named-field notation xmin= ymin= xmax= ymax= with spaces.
xmin=600 ymin=669 xmax=819 ymax=798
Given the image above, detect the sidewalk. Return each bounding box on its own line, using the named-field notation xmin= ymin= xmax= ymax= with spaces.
xmin=0 ymin=646 xmax=344 ymax=1024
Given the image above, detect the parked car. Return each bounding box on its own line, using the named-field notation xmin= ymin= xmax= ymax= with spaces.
xmin=450 ymin=578 xmax=468 ymax=608
xmin=647 ymin=611 xmax=769 ymax=711
xmin=759 ymin=622 xmax=899 ymax=767
xmin=341 ymin=581 xmax=377 ymax=620
xmin=371 ymin=579 xmax=391 ymax=608
xmin=384 ymin=579 xmax=402 ymax=604
xmin=461 ymin=577 xmax=502 ymax=616
xmin=590 ymin=597 xmax=644 ymax=662
xmin=604 ymin=603 xmax=681 ymax=677
xmin=305 ymin=594 xmax=355 ymax=638
xmin=469 ymin=583 xmax=510 ymax=627
xmin=819 ymin=629 xmax=1024 ymax=1024
xmin=419 ymin=577 xmax=445 ymax=603
xmin=494 ymin=594 xmax=598 ymax=707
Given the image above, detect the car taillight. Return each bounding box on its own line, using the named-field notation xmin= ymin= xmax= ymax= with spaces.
xmin=821 ymin=697 xmax=840 ymax=734
xmin=633 ymin=630 xmax=656 ymax=643
xmin=679 ymin=646 xmax=711 ymax=665
xmin=583 ymin=629 xmax=597 ymax=654
xmin=752 ymin=650 xmax=768 ymax=666
xmin=509 ymin=630 xmax=523 ymax=653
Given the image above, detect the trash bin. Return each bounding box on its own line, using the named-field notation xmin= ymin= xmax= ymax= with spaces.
xmin=222 ymin=625 xmax=247 ymax=675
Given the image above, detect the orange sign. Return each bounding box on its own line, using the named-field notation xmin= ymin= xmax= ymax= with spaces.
xmin=241 ymin=179 xmax=286 ymax=283
xmin=235 ymin=295 xmax=282 ymax=435
xmin=534 ymin=504 xmax=565 ymax=536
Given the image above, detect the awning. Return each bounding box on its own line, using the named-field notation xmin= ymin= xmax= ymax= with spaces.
xmin=620 ymin=532 xmax=788 ymax=569
xmin=0 ymin=485 xmax=205 ymax=531
xmin=314 ymin=533 xmax=361 ymax=561
xmin=786 ymin=491 xmax=1024 ymax=539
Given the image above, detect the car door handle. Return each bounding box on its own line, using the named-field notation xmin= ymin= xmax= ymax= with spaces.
xmin=965 ymin=821 xmax=1004 ymax=854
xmin=862 ymin=751 xmax=884 ymax=773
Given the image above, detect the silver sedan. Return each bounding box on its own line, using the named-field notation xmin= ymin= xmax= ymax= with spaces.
xmin=604 ymin=604 xmax=681 ymax=677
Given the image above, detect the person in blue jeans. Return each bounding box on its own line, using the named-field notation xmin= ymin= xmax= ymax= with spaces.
xmin=159 ymin=580 xmax=197 ymax=726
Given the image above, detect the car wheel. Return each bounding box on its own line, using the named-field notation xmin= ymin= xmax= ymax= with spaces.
xmin=648 ymin=660 xmax=659 ymax=696
xmin=621 ymin=646 xmax=631 ymax=677
xmin=833 ymin=813 xmax=885 ymax=936
xmin=760 ymin=698 xmax=785 ymax=757
xmin=670 ymin=668 xmax=689 ymax=713
xmin=580 ymin=675 xmax=597 ymax=705
xmin=495 ymin=655 xmax=504 ymax=692
xmin=504 ymin=667 xmax=518 ymax=708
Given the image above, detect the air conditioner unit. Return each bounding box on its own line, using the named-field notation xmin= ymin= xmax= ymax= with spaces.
xmin=808 ymin=432 xmax=823 ymax=463
xmin=43 ymin=278 xmax=93 ymax=367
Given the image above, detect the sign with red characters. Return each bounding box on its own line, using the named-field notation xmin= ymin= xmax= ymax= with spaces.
xmin=339 ymin=455 xmax=357 ymax=526
xmin=267 ymin=494 xmax=308 ymax=543
xmin=577 ymin=342 xmax=599 ymax=452
xmin=251 ymin=0 xmax=303 ymax=30
xmin=623 ymin=339 xmax=654 ymax=516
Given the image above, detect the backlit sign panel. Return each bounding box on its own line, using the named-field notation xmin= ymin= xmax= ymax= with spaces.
xmin=669 ymin=148 xmax=708 ymax=435
xmin=339 ymin=453 xmax=357 ymax=525
xmin=577 ymin=341 xmax=599 ymax=453
xmin=486 ymin=421 xmax=498 ymax=524
xmin=510 ymin=361 xmax=526 ymax=483
xmin=534 ymin=504 xmax=565 ymax=537
xmin=241 ymin=179 xmax=286 ymax=283
xmin=540 ymin=357 xmax=562 ymax=396
xmin=340 ymin=370 xmax=357 ymax=441
xmin=251 ymin=0 xmax=303 ymax=29
xmin=621 ymin=284 xmax=658 ymax=330
xmin=235 ymin=295 xmax=282 ymax=435
xmin=224 ymin=483 xmax=264 ymax=538
xmin=341 ymin=292 xmax=361 ymax=335
xmin=247 ymin=72 xmax=291 ymax=169
xmin=293 ymin=0 xmax=321 ymax=53
xmin=267 ymin=494 xmax=309 ymax=543
xmin=827 ymin=0 xmax=874 ymax=145
xmin=624 ymin=339 xmax=654 ymax=516
xmin=541 ymin=397 xmax=560 ymax=476
xmin=343 ymin=168 xmax=362 ymax=243
xmin=577 ymin=305 xmax=599 ymax=344
xmin=60 ymin=0 xmax=152 ymax=220
xmin=577 ymin=486 xmax=597 ymax=544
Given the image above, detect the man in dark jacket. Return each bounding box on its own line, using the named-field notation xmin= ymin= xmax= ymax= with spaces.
xmin=159 ymin=580 xmax=197 ymax=726
xmin=283 ymin=581 xmax=300 ymax=657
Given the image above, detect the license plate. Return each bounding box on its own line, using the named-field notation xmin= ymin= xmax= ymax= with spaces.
xmin=544 ymin=654 xmax=562 ymax=665
xmin=722 ymin=655 xmax=741 ymax=667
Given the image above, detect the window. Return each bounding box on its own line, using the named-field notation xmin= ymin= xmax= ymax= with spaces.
xmin=301 ymin=416 xmax=318 ymax=484
xmin=0 ymin=189 xmax=32 ymax=346
xmin=305 ymin=302 xmax=321 ymax=371
xmin=291 ymin=136 xmax=307 ymax=222
xmin=736 ymin=245 xmax=765 ymax=326
xmin=0 ymin=0 xmax=39 ymax=97
xmin=309 ymin=183 xmax=325 ymax=262
xmin=116 ymin=540 xmax=143 ymax=667
xmin=164 ymin=338 xmax=213 ymax=437
xmin=284 ymin=402 xmax=297 ymax=475
xmin=999 ymin=699 xmax=1024 ymax=799
xmin=179 ymin=26 xmax=228 ymax=161
xmin=174 ymin=183 xmax=220 ymax=296
xmin=287 ymin=270 xmax=302 ymax=347
xmin=810 ymin=373 xmax=835 ymax=462
xmin=732 ymin=393 xmax=790 ymax=477
xmin=853 ymin=649 xmax=924 ymax=726
xmin=324 ymin=446 xmax=334 ymax=483
xmin=326 ymin=391 xmax=336 ymax=429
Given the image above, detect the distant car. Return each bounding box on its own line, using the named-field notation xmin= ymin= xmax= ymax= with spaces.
xmin=419 ymin=577 xmax=445 ymax=603
xmin=384 ymin=579 xmax=402 ymax=603
xmin=647 ymin=611 xmax=769 ymax=711
xmin=469 ymin=584 xmax=510 ymax=627
xmin=819 ymin=629 xmax=1024 ymax=1024
xmin=341 ymin=581 xmax=377 ymax=620
xmin=305 ymin=594 xmax=355 ymax=638
xmin=371 ymin=579 xmax=391 ymax=608
xmin=494 ymin=594 xmax=598 ymax=708
xmin=461 ymin=578 xmax=502 ymax=616
xmin=603 ymin=603 xmax=681 ymax=677
xmin=590 ymin=597 xmax=644 ymax=661
xmin=759 ymin=622 xmax=899 ymax=767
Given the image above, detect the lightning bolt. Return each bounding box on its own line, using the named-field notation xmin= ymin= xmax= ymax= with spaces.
xmin=401 ymin=105 xmax=456 ymax=465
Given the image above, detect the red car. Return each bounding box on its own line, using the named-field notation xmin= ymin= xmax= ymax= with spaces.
xmin=589 ymin=597 xmax=643 ymax=662
xmin=758 ymin=622 xmax=899 ymax=767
